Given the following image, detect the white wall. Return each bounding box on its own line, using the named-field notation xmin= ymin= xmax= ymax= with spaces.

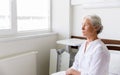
xmin=52 ymin=0 xmax=71 ymax=40
xmin=52 ymin=0 xmax=120 ymax=41
xmin=71 ymin=2 xmax=120 ymax=40
xmin=52 ymin=0 xmax=73 ymax=49
xmin=0 ymin=34 xmax=57 ymax=75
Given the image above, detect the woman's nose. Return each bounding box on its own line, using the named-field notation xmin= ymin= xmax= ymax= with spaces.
xmin=82 ymin=25 xmax=84 ymax=30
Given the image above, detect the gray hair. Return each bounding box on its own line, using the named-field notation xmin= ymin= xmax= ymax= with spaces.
xmin=84 ymin=14 xmax=103 ymax=34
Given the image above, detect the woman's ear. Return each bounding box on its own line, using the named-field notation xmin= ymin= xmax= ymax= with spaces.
xmin=94 ymin=25 xmax=101 ymax=31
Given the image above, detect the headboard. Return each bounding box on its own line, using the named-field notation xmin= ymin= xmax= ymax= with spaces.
xmin=71 ymin=35 xmax=120 ymax=51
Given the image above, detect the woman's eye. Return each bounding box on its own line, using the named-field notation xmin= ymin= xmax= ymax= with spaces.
xmin=85 ymin=24 xmax=89 ymax=26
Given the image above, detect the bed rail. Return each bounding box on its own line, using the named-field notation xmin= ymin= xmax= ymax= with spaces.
xmin=71 ymin=36 xmax=120 ymax=51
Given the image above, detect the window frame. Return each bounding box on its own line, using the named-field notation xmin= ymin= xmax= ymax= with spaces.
xmin=0 ymin=0 xmax=51 ymax=36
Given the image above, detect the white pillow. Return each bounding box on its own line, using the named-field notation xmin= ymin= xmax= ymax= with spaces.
xmin=109 ymin=50 xmax=120 ymax=75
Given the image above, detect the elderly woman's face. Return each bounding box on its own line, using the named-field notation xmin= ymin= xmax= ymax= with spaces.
xmin=82 ymin=18 xmax=96 ymax=37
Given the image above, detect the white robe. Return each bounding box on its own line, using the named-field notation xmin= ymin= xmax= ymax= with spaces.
xmin=71 ymin=39 xmax=110 ymax=75
xmin=52 ymin=39 xmax=110 ymax=75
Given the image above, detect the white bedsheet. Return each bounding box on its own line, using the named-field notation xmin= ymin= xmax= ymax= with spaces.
xmin=51 ymin=71 xmax=65 ymax=75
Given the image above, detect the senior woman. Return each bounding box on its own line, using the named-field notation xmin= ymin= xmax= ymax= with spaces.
xmin=51 ymin=14 xmax=110 ymax=75
xmin=66 ymin=14 xmax=110 ymax=75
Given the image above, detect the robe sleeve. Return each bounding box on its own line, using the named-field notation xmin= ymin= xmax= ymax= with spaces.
xmin=71 ymin=49 xmax=80 ymax=70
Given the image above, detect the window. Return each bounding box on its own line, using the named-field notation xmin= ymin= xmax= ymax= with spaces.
xmin=0 ymin=0 xmax=50 ymax=35
xmin=0 ymin=0 xmax=12 ymax=35
xmin=0 ymin=0 xmax=10 ymax=30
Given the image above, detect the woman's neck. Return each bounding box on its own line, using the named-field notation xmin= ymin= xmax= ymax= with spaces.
xmin=86 ymin=35 xmax=98 ymax=43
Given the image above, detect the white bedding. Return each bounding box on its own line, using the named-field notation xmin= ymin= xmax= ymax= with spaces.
xmin=51 ymin=50 xmax=120 ymax=75
xmin=51 ymin=71 xmax=65 ymax=75
xmin=109 ymin=50 xmax=120 ymax=75
xmin=51 ymin=71 xmax=120 ymax=75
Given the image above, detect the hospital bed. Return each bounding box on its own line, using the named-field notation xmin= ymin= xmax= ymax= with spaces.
xmin=51 ymin=36 xmax=120 ymax=75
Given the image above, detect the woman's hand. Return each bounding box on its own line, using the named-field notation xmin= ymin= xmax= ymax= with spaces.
xmin=66 ymin=68 xmax=72 ymax=75
xmin=66 ymin=68 xmax=81 ymax=75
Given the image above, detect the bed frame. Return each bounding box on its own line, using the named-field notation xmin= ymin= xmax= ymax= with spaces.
xmin=71 ymin=35 xmax=120 ymax=51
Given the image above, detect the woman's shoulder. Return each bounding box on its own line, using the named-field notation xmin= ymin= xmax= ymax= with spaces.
xmin=95 ymin=45 xmax=110 ymax=57
xmin=94 ymin=39 xmax=107 ymax=49
xmin=93 ymin=39 xmax=109 ymax=54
